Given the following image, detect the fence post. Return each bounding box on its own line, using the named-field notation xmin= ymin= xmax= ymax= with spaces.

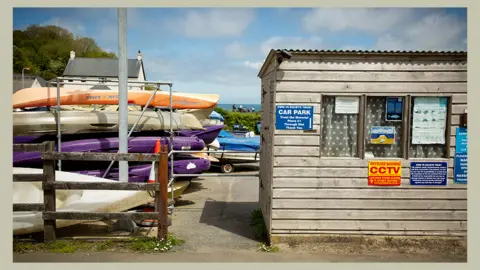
xmin=43 ymin=141 xmax=56 ymax=242
xmin=156 ymin=143 xmax=169 ymax=240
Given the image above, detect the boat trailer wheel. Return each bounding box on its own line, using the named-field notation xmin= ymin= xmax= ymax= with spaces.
xmin=220 ymin=163 xmax=234 ymax=174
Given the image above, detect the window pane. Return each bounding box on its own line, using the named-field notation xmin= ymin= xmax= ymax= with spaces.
xmin=364 ymin=97 xmax=403 ymax=158
xmin=409 ymin=97 xmax=448 ymax=158
xmin=320 ymin=96 xmax=359 ymax=157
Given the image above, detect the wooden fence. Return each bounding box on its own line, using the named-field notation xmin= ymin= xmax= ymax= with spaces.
xmin=13 ymin=141 xmax=170 ymax=242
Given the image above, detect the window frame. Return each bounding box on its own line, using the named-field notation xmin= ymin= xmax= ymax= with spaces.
xmin=318 ymin=94 xmax=453 ymax=161
xmin=362 ymin=94 xmax=408 ymax=160
xmin=319 ymin=94 xmax=364 ymax=159
xmin=406 ymin=94 xmax=452 ymax=160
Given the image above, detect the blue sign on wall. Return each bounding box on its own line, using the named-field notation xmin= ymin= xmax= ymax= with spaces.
xmin=454 ymin=127 xmax=467 ymax=184
xmin=275 ymin=105 xmax=314 ymax=130
xmin=385 ymin=97 xmax=403 ymax=121
xmin=410 ymin=162 xmax=448 ymax=186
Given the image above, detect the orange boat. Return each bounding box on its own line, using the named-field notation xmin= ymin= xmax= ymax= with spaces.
xmin=12 ymin=87 xmax=220 ymax=109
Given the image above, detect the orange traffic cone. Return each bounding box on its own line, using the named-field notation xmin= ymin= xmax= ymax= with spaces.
xmin=140 ymin=139 xmax=161 ymax=227
xmin=147 ymin=139 xmax=161 ymax=184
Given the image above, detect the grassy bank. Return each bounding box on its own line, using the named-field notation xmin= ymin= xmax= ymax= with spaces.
xmin=13 ymin=234 xmax=184 ymax=254
xmin=214 ymin=108 xmax=261 ymax=133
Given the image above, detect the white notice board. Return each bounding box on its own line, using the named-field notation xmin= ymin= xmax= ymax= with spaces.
xmin=335 ymin=96 xmax=359 ymax=114
xmin=411 ymin=97 xmax=448 ymax=145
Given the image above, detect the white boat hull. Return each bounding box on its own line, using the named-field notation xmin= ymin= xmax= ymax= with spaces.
xmin=13 ymin=168 xmax=154 ymax=235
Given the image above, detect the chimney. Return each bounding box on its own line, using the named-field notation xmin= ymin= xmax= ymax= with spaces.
xmin=70 ymin=51 xmax=75 ymax=60
xmin=137 ymin=50 xmax=142 ymax=61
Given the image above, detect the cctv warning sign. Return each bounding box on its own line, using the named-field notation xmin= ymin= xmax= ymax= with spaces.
xmin=368 ymin=160 xmax=402 ymax=186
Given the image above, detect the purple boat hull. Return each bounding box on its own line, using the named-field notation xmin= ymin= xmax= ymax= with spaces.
xmin=73 ymin=159 xmax=211 ymax=182
xmin=177 ymin=125 xmax=224 ymax=145
xmin=13 ymin=136 xmax=205 ymax=167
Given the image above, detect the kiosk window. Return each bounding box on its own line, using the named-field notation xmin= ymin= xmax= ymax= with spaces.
xmin=320 ymin=96 xmax=360 ymax=157
xmin=364 ymin=96 xmax=404 ymax=158
xmin=408 ymin=96 xmax=448 ymax=158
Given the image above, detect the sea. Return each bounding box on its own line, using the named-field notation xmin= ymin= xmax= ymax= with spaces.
xmin=216 ymin=103 xmax=262 ymax=112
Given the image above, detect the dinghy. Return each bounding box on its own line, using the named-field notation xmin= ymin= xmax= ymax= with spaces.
xmin=13 ymin=167 xmax=189 ymax=235
xmin=13 ymin=87 xmax=219 ymax=109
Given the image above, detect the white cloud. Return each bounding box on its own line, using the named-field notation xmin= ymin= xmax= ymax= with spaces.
xmin=301 ymin=8 xmax=466 ymax=51
xmin=224 ymin=41 xmax=249 ymax=59
xmin=143 ymin=50 xmax=262 ymax=103
xmin=146 ymin=54 xmax=259 ymax=87
xmin=375 ymin=12 xmax=467 ymax=51
xmin=243 ymin=60 xmax=263 ymax=70
xmin=261 ymin=36 xmax=323 ymax=54
xmin=375 ymin=34 xmax=407 ymax=50
xmin=339 ymin=45 xmax=365 ymax=51
xmin=302 ymin=8 xmax=413 ymax=34
xmin=165 ymin=8 xmax=255 ymax=38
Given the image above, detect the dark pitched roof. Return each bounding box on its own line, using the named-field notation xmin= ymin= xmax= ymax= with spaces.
xmin=35 ymin=76 xmax=48 ymax=87
xmin=90 ymin=84 xmax=111 ymax=90
xmin=12 ymin=74 xmax=48 ymax=93
xmin=62 ymin=57 xmax=145 ymax=79
xmin=258 ymin=49 xmax=467 ymax=77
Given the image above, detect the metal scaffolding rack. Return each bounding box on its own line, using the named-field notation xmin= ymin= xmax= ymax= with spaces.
xmin=43 ymin=77 xmax=259 ymax=212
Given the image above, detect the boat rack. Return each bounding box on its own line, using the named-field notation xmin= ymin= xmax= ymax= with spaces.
xmin=46 ymin=77 xmax=259 ymax=213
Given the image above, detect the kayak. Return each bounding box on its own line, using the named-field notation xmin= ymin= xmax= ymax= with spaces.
xmin=73 ymin=159 xmax=211 ymax=182
xmin=13 ymin=110 xmax=204 ymax=136
xmin=13 ymin=87 xmax=220 ymax=109
xmin=13 ymin=136 xmax=205 ymax=167
xmin=177 ymin=125 xmax=224 ymax=145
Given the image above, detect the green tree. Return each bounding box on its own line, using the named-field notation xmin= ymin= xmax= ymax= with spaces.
xmin=214 ymin=107 xmax=261 ymax=133
xmin=13 ymin=25 xmax=117 ymax=81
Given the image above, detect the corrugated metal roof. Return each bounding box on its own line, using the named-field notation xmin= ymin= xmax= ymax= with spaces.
xmin=258 ymin=49 xmax=467 ymax=77
xmin=275 ymin=49 xmax=467 ymax=56
xmin=62 ymin=57 xmax=143 ymax=78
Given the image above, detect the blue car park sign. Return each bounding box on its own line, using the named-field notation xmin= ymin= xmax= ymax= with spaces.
xmin=275 ymin=105 xmax=314 ymax=130
xmin=454 ymin=127 xmax=467 ymax=184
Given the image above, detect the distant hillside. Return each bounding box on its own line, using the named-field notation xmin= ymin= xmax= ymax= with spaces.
xmin=13 ymin=25 xmax=117 ymax=80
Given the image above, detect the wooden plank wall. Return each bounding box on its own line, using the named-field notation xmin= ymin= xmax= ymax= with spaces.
xmin=259 ymin=60 xmax=276 ymax=239
xmin=270 ymin=55 xmax=467 ymax=236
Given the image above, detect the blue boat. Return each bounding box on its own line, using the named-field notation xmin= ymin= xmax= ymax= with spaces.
xmin=209 ymin=111 xmax=225 ymax=121
xmin=209 ymin=130 xmax=260 ymax=173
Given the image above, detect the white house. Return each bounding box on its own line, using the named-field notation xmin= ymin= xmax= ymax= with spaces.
xmin=61 ymin=50 xmax=147 ymax=91
xmin=13 ymin=74 xmax=48 ymax=93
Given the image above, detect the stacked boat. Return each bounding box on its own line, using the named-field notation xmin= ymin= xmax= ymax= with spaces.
xmin=12 ymin=87 xmax=222 ymax=182
xmin=12 ymin=87 xmax=221 ymax=234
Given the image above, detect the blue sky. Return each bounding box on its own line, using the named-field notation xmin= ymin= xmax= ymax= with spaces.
xmin=13 ymin=8 xmax=467 ymax=104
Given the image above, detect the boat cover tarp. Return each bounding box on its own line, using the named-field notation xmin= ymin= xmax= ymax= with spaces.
xmin=216 ymin=130 xmax=260 ymax=152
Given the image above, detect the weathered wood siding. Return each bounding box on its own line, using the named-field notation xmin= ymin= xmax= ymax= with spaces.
xmin=259 ymin=59 xmax=276 ymax=240
xmin=270 ymin=54 xmax=467 ymax=236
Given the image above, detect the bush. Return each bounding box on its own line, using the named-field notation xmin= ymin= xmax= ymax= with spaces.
xmin=215 ymin=107 xmax=261 ymax=133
